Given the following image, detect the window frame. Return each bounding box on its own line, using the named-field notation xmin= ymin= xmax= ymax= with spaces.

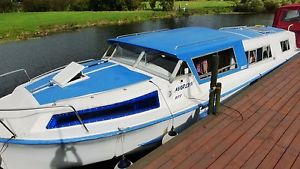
xmin=191 ymin=47 xmax=239 ymax=81
xmin=246 ymin=45 xmax=273 ymax=65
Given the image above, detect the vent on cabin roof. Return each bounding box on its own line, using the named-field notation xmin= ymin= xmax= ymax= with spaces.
xmin=53 ymin=62 xmax=87 ymax=88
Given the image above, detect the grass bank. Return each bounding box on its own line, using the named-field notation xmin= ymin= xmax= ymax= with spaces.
xmin=0 ymin=11 xmax=174 ymax=42
xmin=0 ymin=0 xmax=234 ymax=43
xmin=175 ymin=0 xmax=235 ymax=14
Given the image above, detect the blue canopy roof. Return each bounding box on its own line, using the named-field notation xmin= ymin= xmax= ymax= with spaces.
xmin=108 ymin=26 xmax=284 ymax=61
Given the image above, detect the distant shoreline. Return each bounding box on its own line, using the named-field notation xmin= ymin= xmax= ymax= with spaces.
xmin=0 ymin=2 xmax=235 ymax=44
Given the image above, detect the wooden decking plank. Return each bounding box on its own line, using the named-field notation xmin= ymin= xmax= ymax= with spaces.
xmin=210 ymin=76 xmax=300 ymax=169
xmin=291 ymin=154 xmax=300 ymax=169
xmin=129 ymin=55 xmax=300 ymax=169
xmin=224 ymin=89 xmax=300 ymax=169
xmin=173 ymin=70 xmax=293 ymax=169
xmin=257 ymin=102 xmax=300 ymax=169
xmin=160 ymin=60 xmax=297 ymax=169
xmin=140 ymin=67 xmax=281 ymax=169
xmin=190 ymin=77 xmax=298 ymax=169
xmin=274 ymin=128 xmax=300 ymax=169
xmin=241 ymin=101 xmax=300 ymax=169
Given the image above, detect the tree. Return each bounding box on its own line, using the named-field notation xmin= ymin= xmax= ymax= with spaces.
xmin=149 ymin=0 xmax=156 ymax=10
xmin=160 ymin=0 xmax=174 ymax=11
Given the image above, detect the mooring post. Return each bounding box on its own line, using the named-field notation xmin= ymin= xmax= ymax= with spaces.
xmin=208 ymin=54 xmax=219 ymax=115
xmin=215 ymin=82 xmax=222 ymax=114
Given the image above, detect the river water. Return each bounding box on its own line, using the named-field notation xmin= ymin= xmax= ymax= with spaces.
xmin=0 ymin=13 xmax=274 ymax=168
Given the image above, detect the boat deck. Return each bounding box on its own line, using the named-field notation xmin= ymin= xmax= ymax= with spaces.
xmin=130 ymin=54 xmax=300 ymax=169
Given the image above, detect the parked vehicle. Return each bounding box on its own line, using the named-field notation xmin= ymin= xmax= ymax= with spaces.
xmin=273 ymin=3 xmax=300 ymax=47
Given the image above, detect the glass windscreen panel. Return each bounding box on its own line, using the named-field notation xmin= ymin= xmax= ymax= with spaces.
xmin=282 ymin=10 xmax=300 ymax=22
xmin=110 ymin=44 xmax=179 ymax=80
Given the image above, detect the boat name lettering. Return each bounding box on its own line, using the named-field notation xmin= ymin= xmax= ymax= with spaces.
xmin=175 ymin=94 xmax=182 ymax=100
xmin=175 ymin=82 xmax=193 ymax=92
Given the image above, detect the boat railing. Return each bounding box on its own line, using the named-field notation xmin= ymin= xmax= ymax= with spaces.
xmin=219 ymin=26 xmax=247 ymax=30
xmin=31 ymin=59 xmax=95 ymax=81
xmin=0 ymin=104 xmax=89 ymax=134
xmin=0 ymin=69 xmax=31 ymax=82
xmin=174 ymin=36 xmax=228 ymax=50
xmin=199 ymin=63 xmax=237 ymax=79
xmin=116 ymin=29 xmax=169 ymax=39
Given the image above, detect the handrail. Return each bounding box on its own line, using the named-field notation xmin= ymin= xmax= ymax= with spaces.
xmin=175 ymin=36 xmax=228 ymax=50
xmin=199 ymin=63 xmax=237 ymax=79
xmin=288 ymin=24 xmax=294 ymax=31
xmin=31 ymin=59 xmax=95 ymax=81
xmin=0 ymin=105 xmax=89 ymax=133
xmin=0 ymin=69 xmax=31 ymax=81
xmin=116 ymin=29 xmax=169 ymax=39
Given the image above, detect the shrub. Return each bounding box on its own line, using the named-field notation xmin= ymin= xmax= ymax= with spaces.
xmin=125 ymin=0 xmax=142 ymax=10
xmin=264 ymin=0 xmax=281 ymax=12
xmin=48 ymin=0 xmax=69 ymax=11
xmin=22 ymin=0 xmax=50 ymax=12
xmin=160 ymin=0 xmax=174 ymax=11
xmin=69 ymin=0 xmax=89 ymax=11
xmin=247 ymin=0 xmax=264 ymax=12
xmin=149 ymin=0 xmax=157 ymax=10
xmin=0 ymin=0 xmax=13 ymax=13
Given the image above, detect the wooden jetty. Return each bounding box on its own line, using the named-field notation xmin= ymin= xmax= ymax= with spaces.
xmin=130 ymin=55 xmax=300 ymax=169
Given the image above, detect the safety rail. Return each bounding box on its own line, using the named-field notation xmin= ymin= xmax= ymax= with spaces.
xmin=174 ymin=36 xmax=229 ymax=50
xmin=0 ymin=105 xmax=89 ymax=135
xmin=116 ymin=29 xmax=169 ymax=39
xmin=199 ymin=63 xmax=237 ymax=79
xmin=0 ymin=69 xmax=31 ymax=81
xmin=31 ymin=58 xmax=95 ymax=81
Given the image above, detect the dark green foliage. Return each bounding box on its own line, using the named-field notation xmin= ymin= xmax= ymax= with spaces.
xmin=69 ymin=0 xmax=90 ymax=11
xmin=125 ymin=0 xmax=142 ymax=10
xmin=22 ymin=0 xmax=50 ymax=12
xmin=89 ymin=0 xmax=141 ymax=11
xmin=0 ymin=0 xmax=13 ymax=12
xmin=149 ymin=0 xmax=157 ymax=10
xmin=160 ymin=0 xmax=174 ymax=11
xmin=264 ymin=0 xmax=281 ymax=12
xmin=22 ymin=0 xmax=142 ymax=12
xmin=235 ymin=0 xmax=296 ymax=12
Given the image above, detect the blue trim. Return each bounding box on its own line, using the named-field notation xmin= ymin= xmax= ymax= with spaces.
xmin=46 ymin=91 xmax=160 ymax=129
xmin=31 ymin=64 xmax=151 ymax=105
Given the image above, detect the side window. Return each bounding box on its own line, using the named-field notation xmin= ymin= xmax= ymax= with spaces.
xmin=280 ymin=40 xmax=290 ymax=52
xmin=177 ymin=62 xmax=191 ymax=76
xmin=282 ymin=10 xmax=300 ymax=22
xmin=263 ymin=46 xmax=272 ymax=59
xmin=246 ymin=45 xmax=272 ymax=64
xmin=249 ymin=50 xmax=257 ymax=64
xmin=192 ymin=48 xmax=237 ymax=79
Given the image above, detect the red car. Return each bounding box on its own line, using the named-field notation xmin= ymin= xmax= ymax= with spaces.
xmin=273 ymin=4 xmax=300 ymax=47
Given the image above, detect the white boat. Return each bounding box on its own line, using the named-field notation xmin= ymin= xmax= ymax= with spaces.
xmin=0 ymin=26 xmax=298 ymax=169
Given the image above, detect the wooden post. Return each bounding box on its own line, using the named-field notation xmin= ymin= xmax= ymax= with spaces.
xmin=208 ymin=54 xmax=219 ymax=115
xmin=215 ymin=82 xmax=222 ymax=114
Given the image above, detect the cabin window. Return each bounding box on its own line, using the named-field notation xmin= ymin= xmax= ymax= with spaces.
xmin=113 ymin=45 xmax=142 ymax=66
xmin=110 ymin=44 xmax=179 ymax=80
xmin=177 ymin=62 xmax=191 ymax=76
xmin=192 ymin=48 xmax=237 ymax=79
xmin=138 ymin=52 xmax=178 ymax=77
xmin=280 ymin=40 xmax=290 ymax=52
xmin=282 ymin=10 xmax=300 ymax=22
xmin=46 ymin=91 xmax=160 ymax=129
xmin=246 ymin=45 xmax=272 ymax=64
